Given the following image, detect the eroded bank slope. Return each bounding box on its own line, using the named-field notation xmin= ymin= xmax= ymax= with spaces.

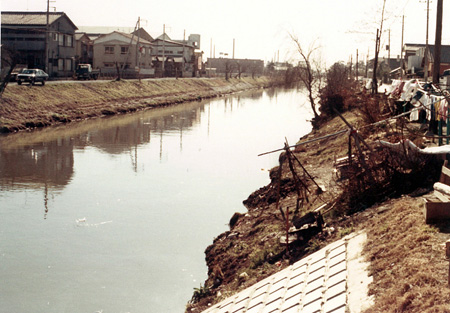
xmin=0 ymin=77 xmax=273 ymax=133
xmin=187 ymin=89 xmax=450 ymax=312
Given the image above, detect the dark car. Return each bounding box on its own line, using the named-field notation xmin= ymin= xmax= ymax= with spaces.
xmin=17 ymin=69 xmax=49 ymax=85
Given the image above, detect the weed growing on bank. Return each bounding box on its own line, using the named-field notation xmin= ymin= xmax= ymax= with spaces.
xmin=187 ymin=74 xmax=450 ymax=312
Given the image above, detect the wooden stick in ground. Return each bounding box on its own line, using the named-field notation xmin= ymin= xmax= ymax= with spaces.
xmin=446 ymin=240 xmax=450 ymax=285
xmin=290 ymin=151 xmax=322 ymax=192
xmin=285 ymin=206 xmax=289 ymax=258
xmin=332 ymin=107 xmax=373 ymax=153
xmin=284 ymin=140 xmax=309 ymax=212
xmin=275 ymin=155 xmax=285 ymax=221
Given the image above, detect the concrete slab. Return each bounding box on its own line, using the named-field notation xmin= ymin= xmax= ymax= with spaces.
xmin=201 ymin=232 xmax=372 ymax=313
xmin=347 ymin=232 xmax=374 ymax=313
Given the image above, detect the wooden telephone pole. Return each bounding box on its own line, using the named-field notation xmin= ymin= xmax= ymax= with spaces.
xmin=45 ymin=0 xmax=50 ymax=74
xmin=433 ymin=0 xmax=443 ymax=84
xmin=424 ymin=0 xmax=430 ymax=82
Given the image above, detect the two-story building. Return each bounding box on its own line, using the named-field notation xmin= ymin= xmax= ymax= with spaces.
xmin=151 ymin=33 xmax=201 ymax=77
xmin=1 ymin=11 xmax=77 ymax=77
xmin=74 ymin=32 xmax=93 ymax=65
xmin=92 ymin=31 xmax=154 ymax=77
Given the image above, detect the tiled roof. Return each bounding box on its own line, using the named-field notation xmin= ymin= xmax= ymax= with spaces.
xmin=1 ymin=11 xmax=77 ymax=30
xmin=202 ymin=233 xmax=371 ymax=313
xmin=3 ymin=11 xmax=61 ymax=26
xmin=100 ymin=31 xmax=152 ymax=45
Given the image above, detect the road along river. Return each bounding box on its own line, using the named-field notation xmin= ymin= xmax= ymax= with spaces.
xmin=0 ymin=87 xmax=313 ymax=313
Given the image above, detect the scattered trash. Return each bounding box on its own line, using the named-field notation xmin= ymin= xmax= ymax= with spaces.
xmin=76 ymin=217 xmax=86 ymax=223
xmin=76 ymin=218 xmax=112 ymax=227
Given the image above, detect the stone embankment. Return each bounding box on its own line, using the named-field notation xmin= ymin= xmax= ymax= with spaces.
xmin=0 ymin=77 xmax=275 ymax=133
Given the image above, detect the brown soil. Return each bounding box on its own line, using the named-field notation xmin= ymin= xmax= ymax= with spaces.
xmin=0 ymin=77 xmax=274 ymax=133
xmin=186 ymin=90 xmax=450 ymax=312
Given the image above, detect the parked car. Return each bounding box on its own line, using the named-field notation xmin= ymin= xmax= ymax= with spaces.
xmin=9 ymin=64 xmax=28 ymax=82
xmin=75 ymin=64 xmax=100 ymax=80
xmin=17 ymin=69 xmax=49 ymax=85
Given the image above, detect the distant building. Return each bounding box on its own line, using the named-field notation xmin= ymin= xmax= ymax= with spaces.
xmin=367 ymin=57 xmax=402 ymax=82
xmin=151 ymin=33 xmax=201 ymax=77
xmin=74 ymin=32 xmax=93 ymax=65
xmin=403 ymin=43 xmax=450 ymax=78
xmin=207 ymin=58 xmax=264 ymax=77
xmin=1 ymin=11 xmax=78 ymax=77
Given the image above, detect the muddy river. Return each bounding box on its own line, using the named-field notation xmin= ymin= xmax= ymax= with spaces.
xmin=0 ymin=87 xmax=313 ymax=313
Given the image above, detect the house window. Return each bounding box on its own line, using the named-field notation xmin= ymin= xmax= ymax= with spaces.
xmin=121 ymin=46 xmax=129 ymax=54
xmin=59 ymin=34 xmax=64 ymax=46
xmin=52 ymin=33 xmax=58 ymax=41
xmin=103 ymin=62 xmax=115 ymax=68
xmin=105 ymin=46 xmax=115 ymax=54
xmin=58 ymin=59 xmax=64 ymax=71
xmin=65 ymin=59 xmax=72 ymax=71
xmin=66 ymin=35 xmax=73 ymax=47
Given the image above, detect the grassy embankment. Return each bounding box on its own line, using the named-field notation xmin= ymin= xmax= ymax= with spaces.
xmin=0 ymin=76 xmax=274 ymax=133
xmin=187 ymin=85 xmax=450 ymax=312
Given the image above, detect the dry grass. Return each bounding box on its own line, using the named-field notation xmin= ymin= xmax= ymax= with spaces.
xmin=359 ymin=197 xmax=450 ymax=313
xmin=0 ymin=77 xmax=273 ymax=132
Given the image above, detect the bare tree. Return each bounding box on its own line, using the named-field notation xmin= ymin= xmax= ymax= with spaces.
xmin=371 ymin=0 xmax=387 ymax=94
xmin=289 ymin=34 xmax=323 ymax=121
xmin=0 ymin=46 xmax=19 ymax=95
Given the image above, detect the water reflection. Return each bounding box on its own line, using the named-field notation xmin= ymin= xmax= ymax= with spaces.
xmin=0 ymin=87 xmax=311 ymax=313
xmin=0 ymin=97 xmax=210 ymax=187
xmin=0 ymin=138 xmax=74 ymax=189
xmin=0 ymin=90 xmax=261 ymax=193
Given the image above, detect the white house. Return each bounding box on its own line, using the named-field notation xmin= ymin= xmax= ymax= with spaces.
xmin=93 ymin=31 xmax=154 ymax=77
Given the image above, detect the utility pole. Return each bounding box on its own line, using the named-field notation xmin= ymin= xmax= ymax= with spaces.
xmin=423 ymin=0 xmax=430 ymax=82
xmin=365 ymin=48 xmax=369 ymax=78
xmin=372 ymin=29 xmax=380 ymax=94
xmin=182 ymin=29 xmax=185 ymax=78
xmin=350 ymin=55 xmax=353 ymax=80
xmin=136 ymin=17 xmax=140 ymax=73
xmin=388 ymin=29 xmax=391 ymax=61
xmin=356 ymin=49 xmax=359 ymax=80
xmin=45 ymin=0 xmax=50 ymax=74
xmin=162 ymin=24 xmax=165 ymax=76
xmin=232 ymin=38 xmax=235 ymax=59
xmin=433 ymin=0 xmax=443 ymax=84
xmin=209 ymin=38 xmax=212 ymax=78
xmin=401 ymin=14 xmax=405 ymax=79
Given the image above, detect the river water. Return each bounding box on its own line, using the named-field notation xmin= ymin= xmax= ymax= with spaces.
xmin=0 ymin=87 xmax=313 ymax=313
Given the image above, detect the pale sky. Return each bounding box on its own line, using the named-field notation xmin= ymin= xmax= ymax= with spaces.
xmin=2 ymin=0 xmax=449 ymax=66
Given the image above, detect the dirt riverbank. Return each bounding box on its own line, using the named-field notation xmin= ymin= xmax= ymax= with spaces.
xmin=0 ymin=77 xmax=274 ymax=133
xmin=187 ymin=88 xmax=450 ymax=312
